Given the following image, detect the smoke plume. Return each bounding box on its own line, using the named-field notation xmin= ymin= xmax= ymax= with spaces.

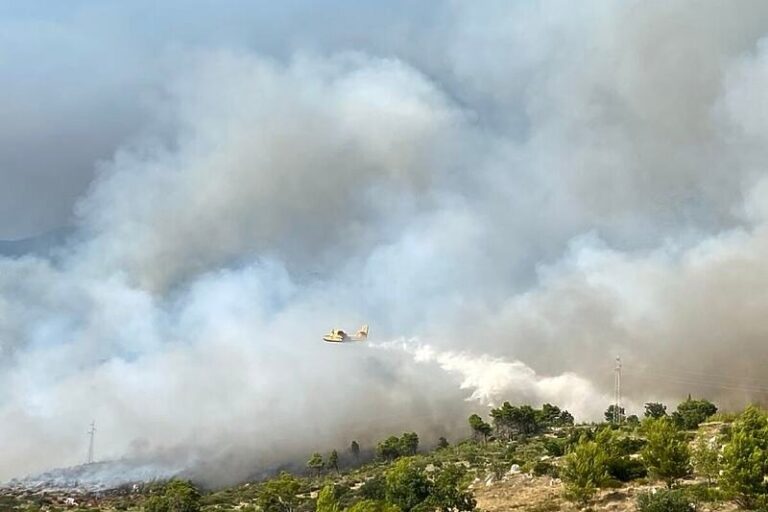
xmin=3 ymin=0 xmax=768 ymax=486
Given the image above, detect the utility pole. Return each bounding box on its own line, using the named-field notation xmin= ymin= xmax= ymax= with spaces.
xmin=87 ymin=420 xmax=96 ymax=464
xmin=614 ymin=356 xmax=622 ymax=424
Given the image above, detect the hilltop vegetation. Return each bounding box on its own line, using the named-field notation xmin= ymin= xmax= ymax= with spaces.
xmin=7 ymin=397 xmax=768 ymax=512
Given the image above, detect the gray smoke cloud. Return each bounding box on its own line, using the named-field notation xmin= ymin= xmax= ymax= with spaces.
xmin=3 ymin=0 xmax=768 ymax=487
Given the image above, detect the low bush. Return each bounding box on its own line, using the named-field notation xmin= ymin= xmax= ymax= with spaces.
xmin=613 ymin=436 xmax=646 ymax=455
xmin=607 ymin=457 xmax=647 ymax=482
xmin=683 ymin=483 xmax=727 ymax=504
xmin=637 ymin=489 xmax=694 ymax=512
xmin=525 ymin=461 xmax=558 ymax=478
xmin=543 ymin=438 xmax=567 ymax=457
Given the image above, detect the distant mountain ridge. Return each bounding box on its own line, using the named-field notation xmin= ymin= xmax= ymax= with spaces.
xmin=0 ymin=227 xmax=74 ymax=258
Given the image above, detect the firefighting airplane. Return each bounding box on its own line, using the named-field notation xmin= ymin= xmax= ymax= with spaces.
xmin=323 ymin=324 xmax=369 ymax=343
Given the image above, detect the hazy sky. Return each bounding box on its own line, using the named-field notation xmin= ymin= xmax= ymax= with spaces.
xmin=4 ymin=0 xmax=768 ymax=487
xmin=0 ymin=0 xmax=440 ymax=239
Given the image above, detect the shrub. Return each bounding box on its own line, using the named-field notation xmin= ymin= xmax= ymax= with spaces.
xmin=683 ymin=482 xmax=726 ymax=503
xmin=719 ymin=405 xmax=768 ymax=509
xmin=384 ymin=458 xmax=431 ymax=512
xmin=709 ymin=411 xmax=738 ymax=423
xmin=489 ymin=461 xmax=510 ymax=480
xmin=316 ymin=486 xmax=340 ymax=512
xmin=560 ymin=439 xmax=610 ymax=505
xmin=642 ymin=418 xmax=691 ymax=487
xmin=526 ymin=461 xmax=558 ymax=478
xmin=594 ymin=428 xmax=647 ymax=482
xmin=359 ymin=476 xmax=386 ymax=501
xmin=613 ymin=436 xmax=646 ymax=455
xmin=425 ymin=464 xmax=476 ymax=512
xmin=637 ymin=489 xmax=694 ymax=512
xmin=543 ymin=438 xmax=566 ymax=457
xmin=607 ymin=457 xmax=647 ymax=482
xmin=346 ymin=501 xmax=399 ymax=512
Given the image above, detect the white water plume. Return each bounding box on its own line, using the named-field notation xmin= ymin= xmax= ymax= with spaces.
xmin=371 ymin=339 xmax=613 ymax=419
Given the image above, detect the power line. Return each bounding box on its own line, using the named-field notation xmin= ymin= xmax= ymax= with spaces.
xmin=623 ymin=363 xmax=768 ymax=388
xmin=623 ymin=371 xmax=768 ymax=395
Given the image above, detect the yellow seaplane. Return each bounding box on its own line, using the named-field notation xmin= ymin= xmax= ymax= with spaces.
xmin=323 ymin=324 xmax=369 ymax=343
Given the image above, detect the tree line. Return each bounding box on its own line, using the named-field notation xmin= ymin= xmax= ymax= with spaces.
xmin=469 ymin=402 xmax=574 ymax=443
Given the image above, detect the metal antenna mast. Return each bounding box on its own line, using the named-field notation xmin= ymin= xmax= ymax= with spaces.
xmin=87 ymin=420 xmax=96 ymax=464
xmin=614 ymin=356 xmax=622 ymax=424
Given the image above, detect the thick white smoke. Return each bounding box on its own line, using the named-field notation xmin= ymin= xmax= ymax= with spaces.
xmin=4 ymin=1 xmax=768 ymax=487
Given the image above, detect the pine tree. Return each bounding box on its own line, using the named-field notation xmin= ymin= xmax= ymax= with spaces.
xmin=307 ymin=452 xmax=325 ymax=476
xmin=561 ymin=437 xmax=610 ymax=505
xmin=468 ymin=414 xmax=492 ymax=443
xmin=328 ymin=449 xmax=339 ymax=473
xmin=720 ymin=405 xmax=768 ymax=509
xmin=642 ymin=417 xmax=691 ymax=487
xmin=644 ymin=402 xmax=667 ymax=419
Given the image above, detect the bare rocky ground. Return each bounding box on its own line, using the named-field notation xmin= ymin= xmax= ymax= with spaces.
xmin=473 ymin=473 xmax=739 ymax=512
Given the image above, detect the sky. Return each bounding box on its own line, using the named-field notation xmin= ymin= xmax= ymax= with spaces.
xmin=4 ymin=0 xmax=768 ymax=486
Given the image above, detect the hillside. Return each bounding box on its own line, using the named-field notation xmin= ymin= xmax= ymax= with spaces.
xmin=2 ymin=399 xmax=765 ymax=512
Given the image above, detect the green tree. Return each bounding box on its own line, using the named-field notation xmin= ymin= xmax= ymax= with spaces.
xmin=558 ymin=410 xmax=575 ymax=426
xmin=384 ymin=458 xmax=431 ymax=512
xmin=399 ymin=432 xmax=419 ymax=456
xmin=692 ymin=435 xmax=720 ymax=487
xmin=426 ymin=464 xmax=476 ymax=512
xmin=490 ymin=402 xmax=540 ymax=439
xmin=307 ymin=452 xmax=325 ymax=475
xmin=346 ymin=501 xmax=399 ymax=512
xmin=144 ymin=479 xmax=201 ymax=512
xmin=642 ymin=417 xmax=691 ymax=487
xmin=468 ymin=414 xmax=492 ymax=443
xmin=316 ymin=485 xmax=340 ymax=512
xmin=595 ymin=427 xmax=646 ymax=482
xmin=516 ymin=405 xmax=540 ymax=435
xmin=437 ymin=437 xmax=449 ymax=449
xmin=328 ymin=450 xmax=339 ymax=473
xmin=377 ymin=436 xmax=401 ymax=461
xmin=604 ymin=404 xmax=625 ymax=424
xmin=257 ymin=472 xmax=301 ymax=512
xmin=719 ymin=405 xmax=768 ymax=509
xmin=350 ymin=441 xmax=360 ymax=459
xmin=258 ymin=473 xmax=301 ymax=512
xmin=644 ymin=402 xmax=667 ymax=419
xmin=359 ymin=475 xmax=386 ymax=501
xmin=539 ymin=403 xmax=562 ymax=426
xmin=560 ymin=437 xmax=610 ymax=505
xmin=671 ymin=398 xmax=717 ymax=430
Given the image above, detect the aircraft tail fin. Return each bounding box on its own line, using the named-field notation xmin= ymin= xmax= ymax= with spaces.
xmin=358 ymin=324 xmax=369 ymax=338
